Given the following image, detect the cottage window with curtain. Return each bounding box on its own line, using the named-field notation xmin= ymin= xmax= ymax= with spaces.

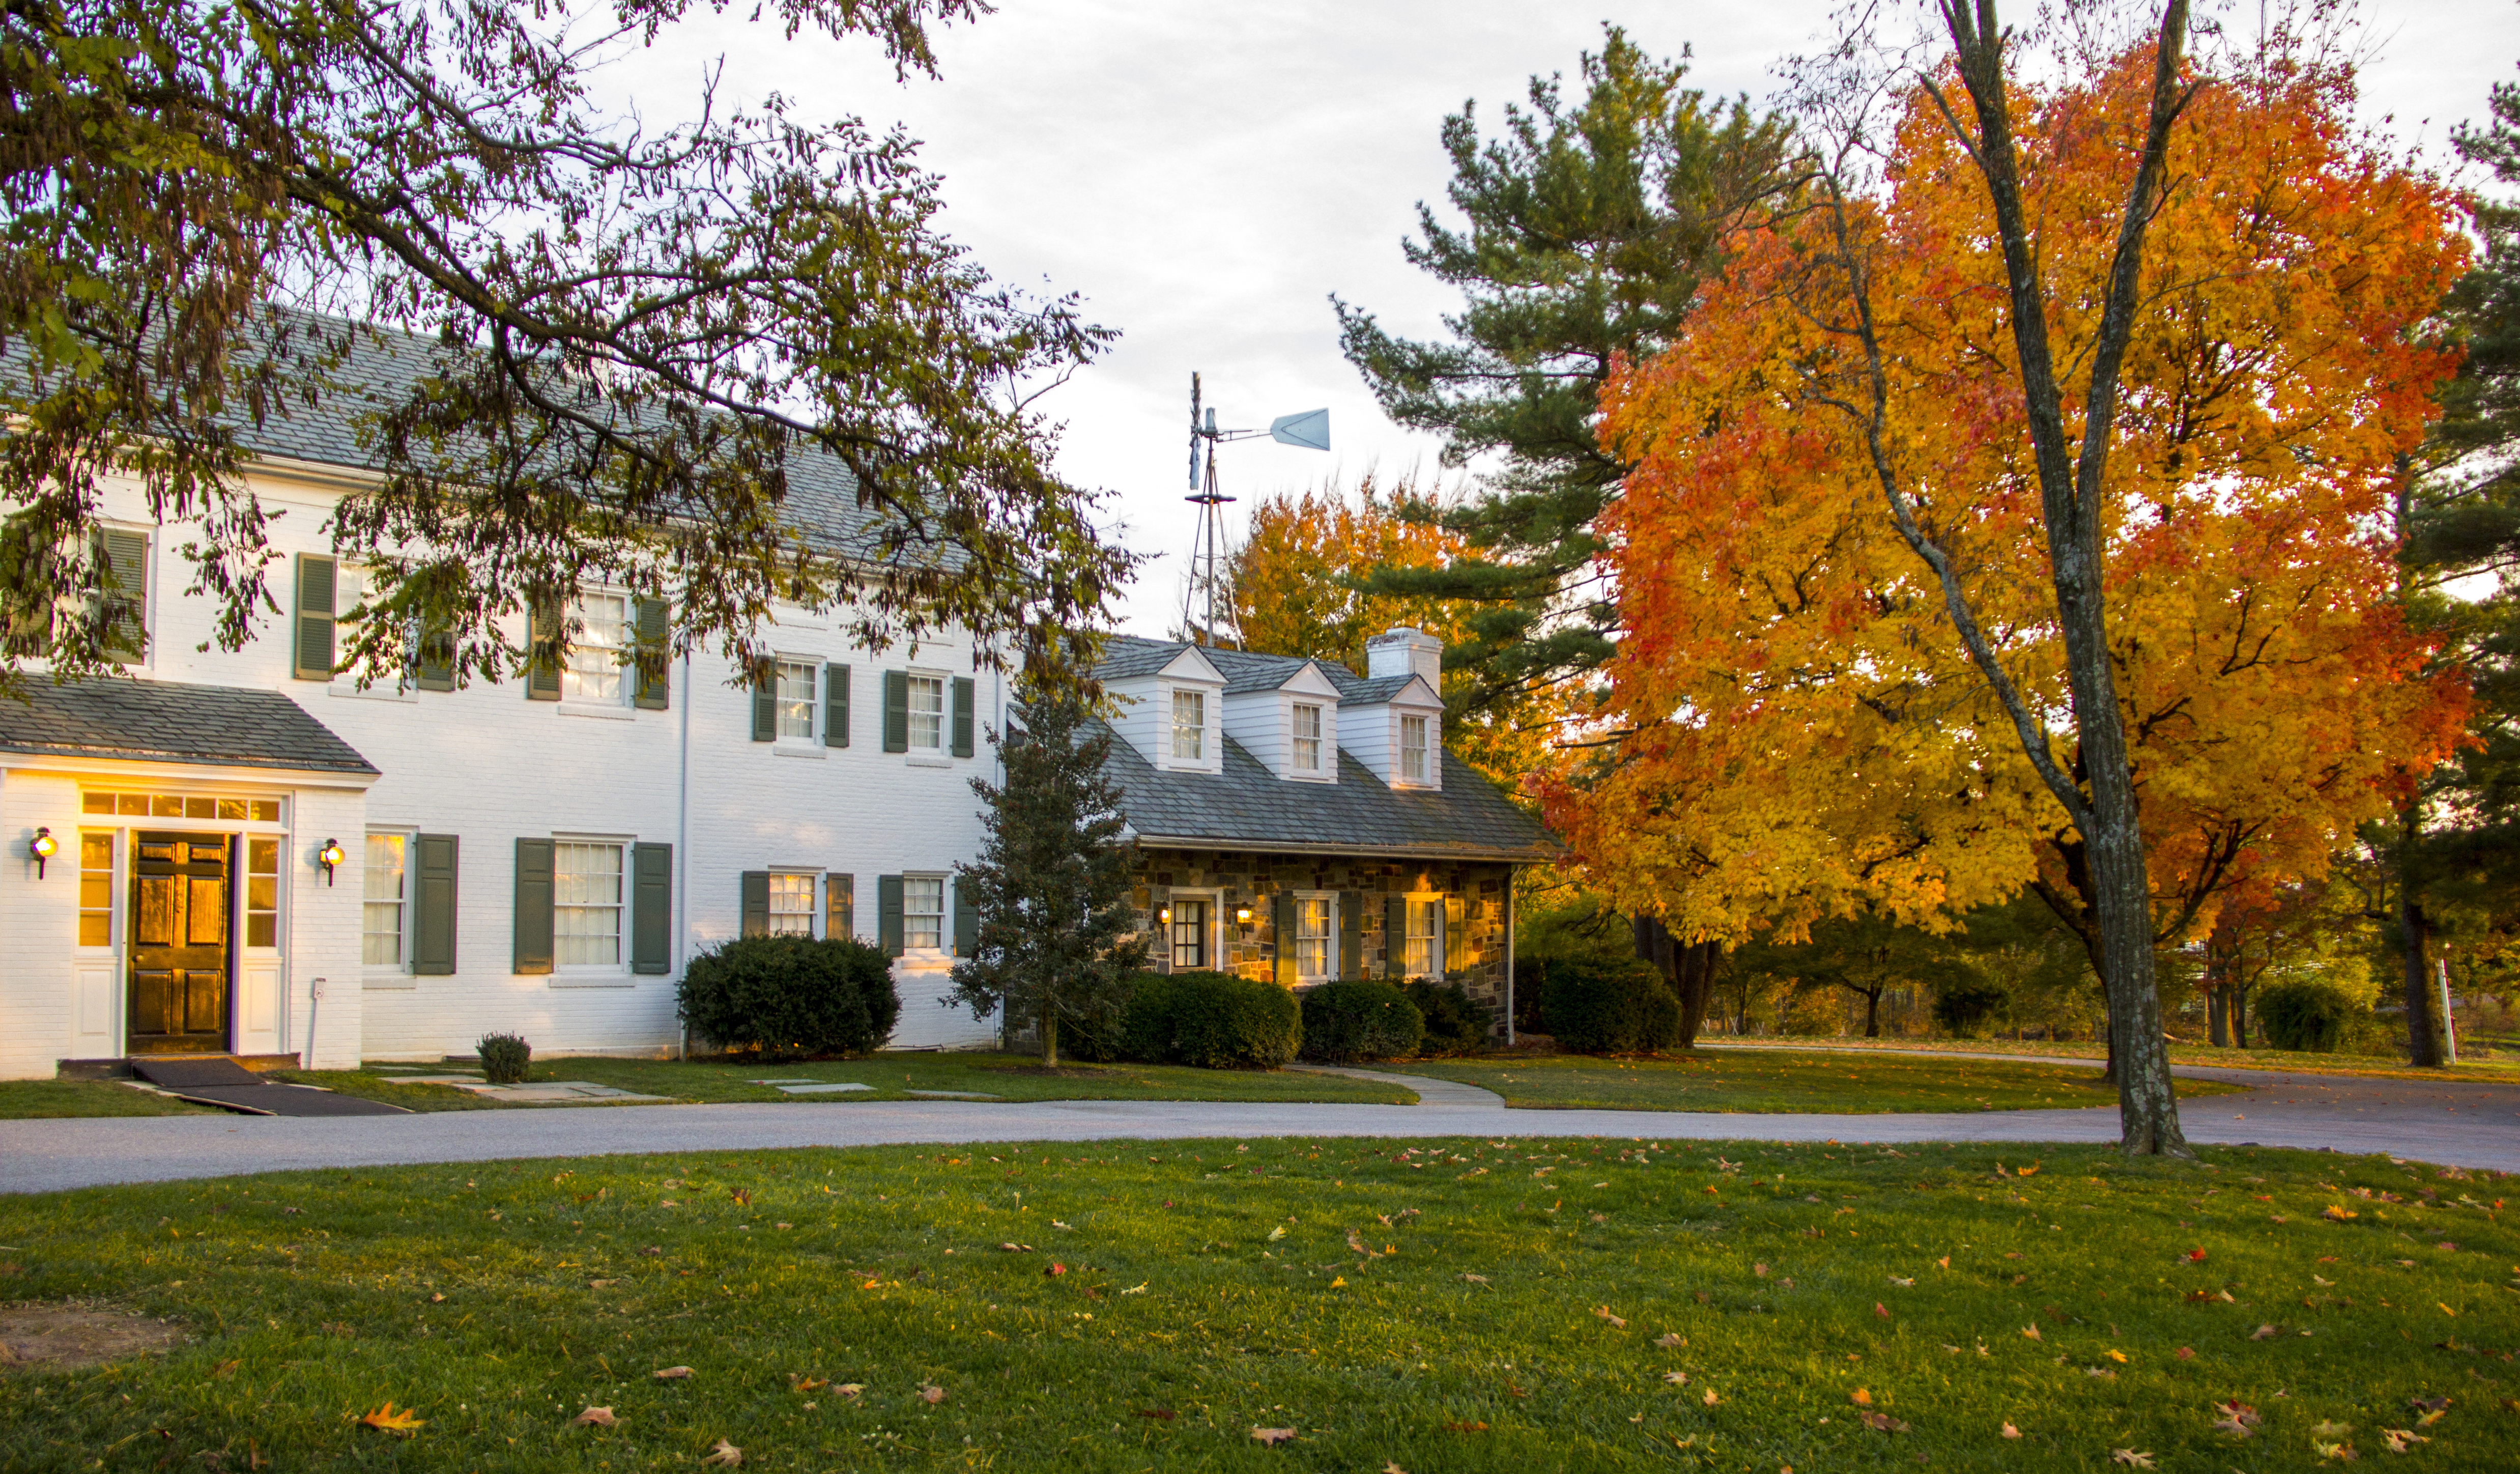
xmin=902 ymin=875 xmax=946 ymax=949
xmin=1172 ymin=689 xmax=1205 ymax=761
xmin=776 ymin=659 xmax=817 ymax=740
xmin=364 ymin=833 xmax=408 ymax=966
xmin=1400 ymin=714 xmax=1429 ymax=782
xmin=1292 ymin=702 xmax=1322 ymax=772
xmin=1406 ymin=896 xmax=1442 ymax=977
xmin=1296 ymin=896 xmax=1332 ymax=980
xmin=768 ymin=872 xmax=816 ymax=934
xmin=907 ymin=675 xmax=946 ymax=750
xmin=554 ymin=841 xmax=624 ymax=965
xmin=564 ymin=593 xmax=629 ymax=704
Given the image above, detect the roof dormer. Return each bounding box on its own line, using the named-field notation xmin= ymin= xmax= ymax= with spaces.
xmin=1339 ymin=670 xmax=1443 ymax=791
xmin=1222 ymin=658 xmax=1343 ymax=784
xmin=1103 ymin=644 xmax=1226 ymax=774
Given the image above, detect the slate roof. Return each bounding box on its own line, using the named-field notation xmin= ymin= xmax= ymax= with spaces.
xmin=1090 ymin=636 xmax=1556 ymax=863
xmin=0 ymin=679 xmax=379 ymax=775
xmin=1098 ymin=635 xmax=1426 ymax=703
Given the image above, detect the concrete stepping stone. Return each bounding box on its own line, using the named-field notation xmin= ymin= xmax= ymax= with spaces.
xmin=903 ymin=1089 xmax=1003 ymax=1100
xmin=768 ymin=1083 xmax=873 ymax=1094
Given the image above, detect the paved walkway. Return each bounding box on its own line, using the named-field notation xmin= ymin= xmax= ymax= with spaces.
xmin=5 ymin=1059 xmax=2514 ymax=1195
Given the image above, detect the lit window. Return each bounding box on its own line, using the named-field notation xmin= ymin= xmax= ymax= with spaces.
xmin=1169 ymin=898 xmax=1209 ymax=970
xmin=1400 ymin=714 xmax=1429 ymax=782
xmin=245 ymin=838 xmax=280 ymax=948
xmin=1292 ymin=702 xmax=1322 ymax=772
xmin=364 ymin=834 xmax=407 ymax=966
xmin=80 ymin=790 xmax=277 ymax=821
xmin=78 ymin=831 xmax=113 ymax=947
xmin=1296 ymin=896 xmax=1332 ymax=980
xmin=776 ymin=659 xmax=817 ymax=740
xmin=768 ymin=873 xmax=816 ymax=936
xmin=563 ymin=592 xmax=629 ymax=704
xmin=1406 ymin=897 xmax=1442 ymax=977
xmin=1172 ymin=689 xmax=1205 ymax=761
xmin=554 ymin=842 xmax=624 ymax=966
xmin=903 ymin=876 xmax=945 ymax=950
xmin=908 ymin=675 xmax=946 ymax=751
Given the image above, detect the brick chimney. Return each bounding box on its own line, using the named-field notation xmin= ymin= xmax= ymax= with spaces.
xmin=1366 ymin=626 xmax=1442 ymax=689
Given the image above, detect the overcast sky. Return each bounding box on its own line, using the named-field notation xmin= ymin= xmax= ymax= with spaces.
xmin=606 ymin=0 xmax=2518 ymax=636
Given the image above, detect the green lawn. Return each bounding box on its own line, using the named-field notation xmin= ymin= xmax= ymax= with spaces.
xmin=2 ymin=1140 xmax=2511 ymax=1471
xmin=1379 ymin=1049 xmax=2247 ymax=1113
xmin=1705 ymin=1035 xmax=2520 ymax=1083
xmin=0 ymin=1079 xmax=217 ymax=1119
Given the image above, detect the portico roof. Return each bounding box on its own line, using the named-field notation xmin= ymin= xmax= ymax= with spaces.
xmin=0 ymin=678 xmax=379 ymax=776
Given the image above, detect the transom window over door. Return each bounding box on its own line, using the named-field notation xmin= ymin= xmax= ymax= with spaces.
xmin=768 ymin=873 xmax=816 ymax=934
xmin=1171 ymin=690 xmax=1205 ymax=761
xmin=554 ymin=842 xmax=624 ymax=966
xmin=902 ymin=876 xmax=945 ymax=949
xmin=907 ymin=675 xmax=946 ymax=750
xmin=1292 ymin=702 xmax=1322 ymax=772
xmin=776 ymin=659 xmax=817 ymax=740
xmin=564 ymin=593 xmax=629 ymax=703
xmin=364 ymin=834 xmax=408 ymax=966
xmin=1296 ymin=897 xmax=1332 ymax=980
xmin=1169 ymin=898 xmax=1209 ymax=970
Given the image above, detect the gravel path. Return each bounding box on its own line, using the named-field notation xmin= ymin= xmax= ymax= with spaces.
xmin=5 ymin=1059 xmax=2515 ymax=1194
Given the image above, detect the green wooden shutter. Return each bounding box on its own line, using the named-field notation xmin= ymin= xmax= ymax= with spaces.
xmin=513 ymin=838 xmax=554 ymax=974
xmin=751 ymin=664 xmax=776 ymax=742
xmin=1273 ymin=892 xmax=1297 ymax=987
xmin=292 ymin=553 xmax=337 ymax=681
xmin=951 ymin=676 xmax=976 ymax=758
xmin=415 ymin=619 xmax=455 ymax=692
xmin=526 ymin=599 xmax=562 ymax=701
xmin=878 ymin=875 xmax=904 ymax=957
xmin=1445 ymin=894 xmax=1469 ymax=973
xmin=953 ymin=876 xmax=979 ymax=957
xmin=633 ymin=597 xmax=670 ymax=710
xmin=883 ymin=671 xmax=909 ymax=752
xmin=825 ymin=872 xmax=853 ymax=941
xmin=824 ymin=663 xmax=850 ymax=748
xmin=631 ymin=843 xmax=672 ymax=974
xmin=1338 ymin=891 xmax=1363 ymax=980
xmin=1385 ymin=893 xmax=1409 ymax=979
xmin=98 ymin=529 xmax=147 ymax=662
xmin=413 ymin=834 xmax=459 ymax=975
xmin=740 ymin=871 xmax=770 ymax=938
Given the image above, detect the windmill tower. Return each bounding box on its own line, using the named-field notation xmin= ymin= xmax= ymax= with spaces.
xmin=1181 ymin=371 xmax=1330 ymax=646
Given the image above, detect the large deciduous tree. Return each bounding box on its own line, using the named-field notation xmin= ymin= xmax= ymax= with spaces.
xmin=1568 ymin=6 xmax=2469 ymax=1152
xmin=0 ymin=0 xmax=1126 ymax=690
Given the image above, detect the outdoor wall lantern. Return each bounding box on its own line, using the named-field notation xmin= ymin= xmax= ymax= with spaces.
xmin=318 ymin=838 xmax=346 ymax=885
xmin=1158 ymin=905 xmax=1172 ymax=925
xmin=28 ymin=827 xmax=56 ymax=878
xmin=1235 ymin=904 xmax=1254 ymax=925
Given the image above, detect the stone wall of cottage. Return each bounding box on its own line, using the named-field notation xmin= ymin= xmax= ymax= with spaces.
xmin=1130 ymin=847 xmax=1516 ymax=1035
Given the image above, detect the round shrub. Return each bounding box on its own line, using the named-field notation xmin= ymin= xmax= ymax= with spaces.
xmin=476 ymin=1031 xmax=531 ymax=1084
xmin=1065 ymin=973 xmax=1181 ymax=1064
xmin=1931 ymin=980 xmax=2012 ymax=1038
xmin=677 ymin=934 xmax=901 ymax=1061
xmin=1405 ymin=978 xmax=1494 ymax=1057
xmin=2256 ymin=981 xmax=2360 ymax=1053
xmin=1542 ymin=954 xmax=1682 ymax=1054
xmin=1165 ymin=971 xmax=1303 ymax=1069
xmin=1300 ymin=979 xmax=1426 ymax=1062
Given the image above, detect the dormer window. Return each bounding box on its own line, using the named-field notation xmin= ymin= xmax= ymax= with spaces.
xmin=1293 ymin=702 xmax=1323 ymax=772
xmin=1172 ymin=689 xmax=1206 ymax=761
xmin=1400 ymin=714 xmax=1430 ymax=783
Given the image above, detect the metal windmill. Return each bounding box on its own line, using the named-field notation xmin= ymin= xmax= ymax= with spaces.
xmin=1181 ymin=371 xmax=1330 ymax=646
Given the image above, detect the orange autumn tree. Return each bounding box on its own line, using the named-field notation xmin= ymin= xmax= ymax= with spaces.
xmin=1555 ymin=25 xmax=2469 ymax=1108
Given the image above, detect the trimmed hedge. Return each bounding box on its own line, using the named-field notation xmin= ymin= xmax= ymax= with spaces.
xmin=1070 ymin=971 xmax=1302 ymax=1069
xmin=1300 ymin=980 xmax=1425 ymax=1062
xmin=1404 ymin=978 xmax=1493 ymax=1057
xmin=2256 ymin=981 xmax=2360 ymax=1053
xmin=1542 ymin=954 xmax=1682 ymax=1054
xmin=476 ymin=1031 xmax=531 ymax=1084
xmin=677 ymin=934 xmax=901 ymax=1061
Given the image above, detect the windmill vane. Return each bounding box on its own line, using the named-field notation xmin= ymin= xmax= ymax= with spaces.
xmin=1179 ymin=371 xmax=1329 ymax=647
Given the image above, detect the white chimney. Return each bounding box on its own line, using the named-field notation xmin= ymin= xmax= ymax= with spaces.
xmin=1366 ymin=626 xmax=1442 ymax=689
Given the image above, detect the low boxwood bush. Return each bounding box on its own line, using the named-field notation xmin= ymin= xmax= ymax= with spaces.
xmin=1543 ymin=954 xmax=1682 ymax=1054
xmin=1300 ymin=979 xmax=1426 ymax=1062
xmin=1405 ymin=978 xmax=1494 ymax=1056
xmin=476 ymin=1032 xmax=531 ymax=1084
xmin=677 ymin=934 xmax=901 ymax=1061
xmin=2256 ymin=981 xmax=2362 ymax=1053
xmin=1070 ymin=971 xmax=1302 ymax=1069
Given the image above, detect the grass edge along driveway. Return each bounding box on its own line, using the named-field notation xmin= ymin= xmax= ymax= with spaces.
xmin=1377 ymin=1048 xmax=2249 ymax=1113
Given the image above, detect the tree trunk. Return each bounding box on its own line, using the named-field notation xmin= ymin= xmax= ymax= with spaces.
xmin=1863 ymin=987 xmax=1881 ymax=1038
xmin=2206 ymin=984 xmax=2227 ymax=1048
xmin=2401 ymin=889 xmax=2444 ymax=1068
xmin=1040 ymin=1002 xmax=1061 ymax=1069
xmin=2232 ymin=984 xmax=2251 ymax=1050
xmin=1672 ymin=940 xmax=1720 ymax=1048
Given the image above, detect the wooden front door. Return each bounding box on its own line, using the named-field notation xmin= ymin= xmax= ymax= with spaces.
xmin=128 ymin=832 xmax=234 ymax=1054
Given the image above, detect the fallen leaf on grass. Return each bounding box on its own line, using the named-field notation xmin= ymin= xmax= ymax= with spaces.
xmin=1251 ymin=1427 xmax=1296 ymax=1446
xmin=2407 ymin=1396 xmax=2450 ymax=1414
xmin=2324 ymin=1206 xmax=2359 ymax=1222
xmin=2211 ymin=1417 xmax=2253 ymax=1438
xmin=571 ymin=1407 xmax=617 ymax=1428
xmin=2215 ymin=1402 xmax=2261 ymax=1431
xmin=654 ymin=1366 xmax=695 ymax=1380
xmin=1850 ymin=1388 xmax=1872 ymax=1406
xmin=211 ymin=1359 xmax=239 ymax=1380
xmin=1655 ymin=1332 xmax=1685 ymax=1349
xmin=1857 ymin=1410 xmax=1908 ymax=1433
xmin=1888 ymin=1276 xmax=1914 ymax=1288
xmin=2110 ymin=1451 xmax=2154 ymax=1469
xmin=919 ymin=1384 xmax=946 ymax=1404
xmin=588 ymin=1279 xmax=619 ymax=1290
xmin=1267 ymin=1226 xmax=1286 ymax=1241
xmin=1664 ymin=1371 xmax=1689 ymax=1385
xmin=1873 ymin=1302 xmax=1889 ymax=1318
xmin=2105 ymin=1350 xmax=2128 ymax=1364
xmin=357 ymin=1404 xmax=425 ymax=1437
xmin=1121 ymin=1283 xmax=1148 ymax=1295
xmin=1593 ymin=1306 xmax=1627 ymax=1328
xmin=1046 ymin=1263 xmax=1066 ymax=1278
xmin=1330 ymin=1277 xmax=1347 ymax=1289
xmin=2381 ymin=1430 xmax=2427 ymax=1454
xmin=2175 ymin=1347 xmax=2196 ymax=1360
xmin=1445 ymin=1421 xmax=1490 ymax=1433
xmin=1459 ymin=1274 xmax=1490 ymax=1285
xmin=1753 ymin=1263 xmax=1769 ymax=1278
xmin=1702 ymin=1390 xmax=1721 ymax=1407
xmin=2001 ymin=1423 xmax=2021 ymax=1439
xmin=1133 ymin=1408 xmax=1175 ymax=1421
xmin=701 ymin=1438 xmax=742 ymax=1466
xmin=790 ymin=1377 xmax=827 ymax=1394
xmin=2022 ymin=1324 xmax=2042 ymax=1341
xmin=998 ymin=1243 xmax=1032 ymax=1253
xmin=834 ymin=1384 xmax=864 ymax=1398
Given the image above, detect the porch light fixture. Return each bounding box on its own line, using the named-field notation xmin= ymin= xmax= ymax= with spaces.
xmin=1158 ymin=905 xmax=1172 ymax=925
xmin=317 ymin=838 xmax=346 ymax=885
xmin=1235 ymin=905 xmax=1253 ymax=925
xmin=28 ymin=827 xmax=55 ymax=878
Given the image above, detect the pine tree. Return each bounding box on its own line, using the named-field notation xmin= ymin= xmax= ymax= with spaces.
xmin=948 ymin=686 xmax=1149 ymax=1066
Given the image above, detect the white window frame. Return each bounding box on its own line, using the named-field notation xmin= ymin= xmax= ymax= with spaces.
xmin=1294 ymin=892 xmax=1335 ymax=982
xmin=1292 ymin=701 xmax=1323 ymax=774
xmin=553 ymin=838 xmax=629 ymax=973
xmin=327 ymin=563 xmax=419 ymax=701
xmin=363 ymin=830 xmax=414 ymax=973
xmin=767 ymin=870 xmax=819 ymax=937
xmin=1163 ymin=890 xmax=1219 ymax=972
xmin=1171 ymin=688 xmax=1206 ymax=762
xmin=1405 ymin=893 xmax=1444 ymax=979
xmin=74 ymin=827 xmax=120 ymax=953
xmin=561 ymin=589 xmax=633 ymax=708
xmin=774 ymin=656 xmax=821 ymax=751
xmin=907 ymin=673 xmax=947 ymax=754
xmin=902 ymin=873 xmax=948 ymax=952
xmin=94 ymin=523 xmax=153 ymax=670
xmin=1399 ymin=713 xmax=1430 ymax=783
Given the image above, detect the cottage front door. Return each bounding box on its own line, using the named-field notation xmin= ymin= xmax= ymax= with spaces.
xmin=127 ymin=832 xmax=234 ymax=1054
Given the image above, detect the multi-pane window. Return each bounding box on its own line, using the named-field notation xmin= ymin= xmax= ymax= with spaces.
xmin=554 ymin=841 xmax=624 ymax=966
xmin=1406 ymin=897 xmax=1443 ymax=977
xmin=908 ymin=675 xmax=946 ymax=751
xmin=776 ymin=659 xmax=817 ymax=740
xmin=363 ymin=833 xmax=408 ymax=966
xmin=768 ymin=873 xmax=816 ymax=936
xmin=80 ymin=791 xmax=279 ymax=821
xmin=245 ymin=838 xmax=280 ymax=948
xmin=903 ymin=876 xmax=946 ymax=950
xmin=78 ymin=831 xmax=113 ymax=946
xmin=1296 ymin=896 xmax=1332 ymax=980
xmin=1400 ymin=714 xmax=1430 ymax=782
xmin=1169 ymin=898 xmax=1209 ymax=970
xmin=1171 ymin=690 xmax=1205 ymax=761
xmin=1292 ymin=702 xmax=1322 ymax=772
xmin=563 ymin=592 xmax=629 ymax=704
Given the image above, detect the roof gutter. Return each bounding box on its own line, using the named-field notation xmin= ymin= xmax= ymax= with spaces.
xmin=1128 ymin=833 xmax=1559 ymax=865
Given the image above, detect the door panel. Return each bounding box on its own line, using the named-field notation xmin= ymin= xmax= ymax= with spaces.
xmin=127 ymin=831 xmax=233 ymax=1054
